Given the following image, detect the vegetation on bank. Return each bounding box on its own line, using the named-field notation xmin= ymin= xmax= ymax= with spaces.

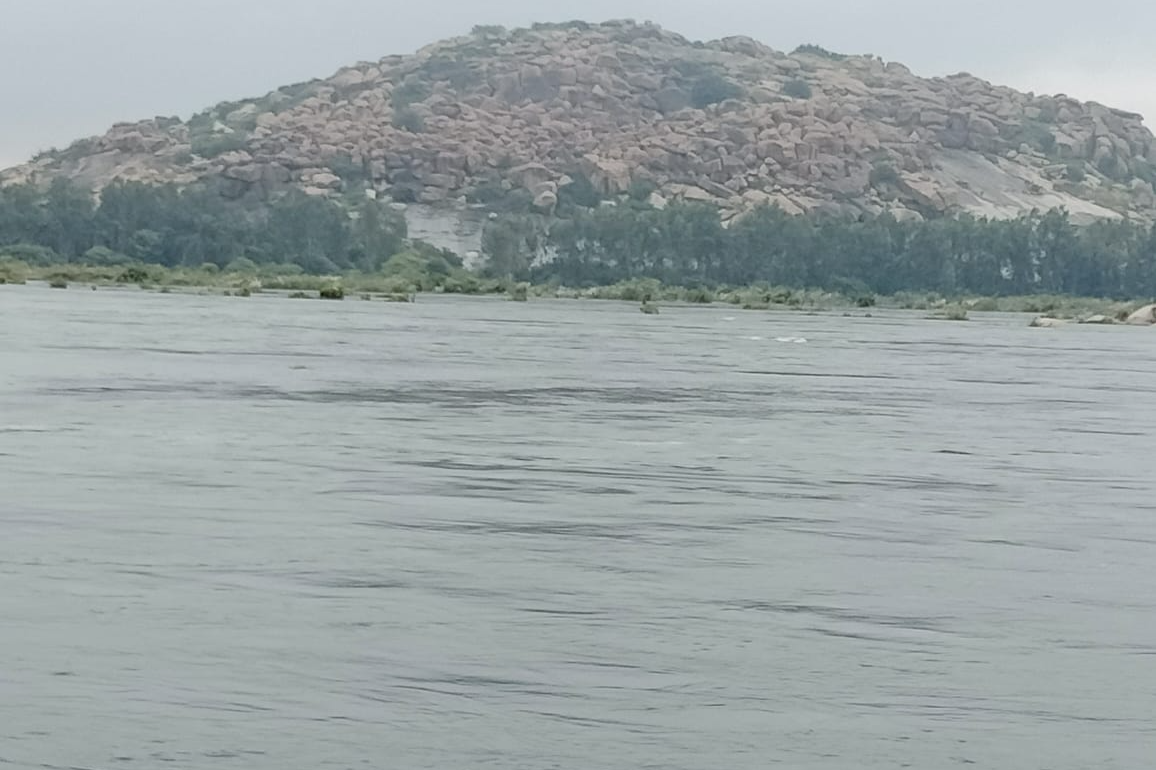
xmin=2 ymin=179 xmax=1155 ymax=319
xmin=1 ymin=259 xmax=1143 ymax=320
xmin=490 ymin=202 xmax=1156 ymax=301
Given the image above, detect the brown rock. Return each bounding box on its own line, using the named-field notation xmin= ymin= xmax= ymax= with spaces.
xmin=9 ymin=20 xmax=1155 ymax=226
xmin=581 ymin=155 xmax=632 ymax=195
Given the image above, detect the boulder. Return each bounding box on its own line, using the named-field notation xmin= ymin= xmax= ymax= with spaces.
xmin=309 ymin=172 xmax=343 ymax=189
xmin=533 ymin=189 xmax=558 ymax=212
xmin=223 ymin=164 xmax=265 ymax=184
xmin=581 ymin=155 xmax=632 ymax=195
xmin=1124 ymin=304 xmax=1156 ymax=326
xmin=1029 ymin=317 xmax=1067 ymax=328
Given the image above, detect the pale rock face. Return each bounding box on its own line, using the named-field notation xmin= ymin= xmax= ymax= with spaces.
xmin=4 ymin=20 xmax=1154 ymax=224
xmin=1125 ymin=304 xmax=1156 ymax=326
xmin=532 ymin=189 xmax=558 ymax=211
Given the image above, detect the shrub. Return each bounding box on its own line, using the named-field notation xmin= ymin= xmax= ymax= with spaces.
xmin=690 ymin=73 xmax=744 ymax=108
xmin=1065 ymin=162 xmax=1087 ymax=183
xmin=0 ymin=243 xmax=59 ymax=266
xmin=117 ymin=265 xmax=152 ymax=284
xmin=508 ymin=282 xmax=529 ymax=302
xmin=557 ymin=172 xmax=601 ymax=209
xmin=627 ymin=179 xmax=657 ymax=202
xmin=793 ymin=44 xmax=847 ymax=61
xmin=614 ymin=278 xmax=663 ymax=302
xmin=937 ymin=304 xmax=969 ymax=321
xmin=1015 ymin=122 xmax=1057 ymax=155
xmin=329 ymin=153 xmax=368 ymax=185
xmin=466 ymin=180 xmax=508 ymax=205
xmin=319 ymin=284 xmax=345 ymax=300
xmin=190 ymin=132 xmax=248 ymax=159
xmin=682 ymin=287 xmax=714 ymax=304
xmin=288 ymin=291 xmax=310 ymax=299
xmin=472 ymin=24 xmax=508 ymax=37
xmin=392 ymin=78 xmax=432 ymax=108
xmin=869 ymin=162 xmax=900 ymax=187
xmin=1096 ymin=154 xmax=1124 ymax=179
xmin=225 ymin=257 xmax=259 ymax=274
xmin=0 ymin=260 xmax=28 ymax=284
xmin=1135 ymin=159 xmax=1156 ymax=186
xmin=442 ymin=271 xmax=482 ymax=294
xmin=49 ymin=278 xmax=68 ymax=289
xmin=782 ymin=79 xmax=813 ymax=100
xmin=392 ymin=106 xmax=426 ymax=133
xmin=83 ymin=246 xmax=132 ymax=266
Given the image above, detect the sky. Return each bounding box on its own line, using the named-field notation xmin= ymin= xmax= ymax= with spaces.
xmin=2 ymin=0 xmax=1153 ymax=169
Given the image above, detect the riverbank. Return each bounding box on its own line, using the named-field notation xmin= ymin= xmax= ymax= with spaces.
xmin=1 ymin=260 xmax=1148 ymax=321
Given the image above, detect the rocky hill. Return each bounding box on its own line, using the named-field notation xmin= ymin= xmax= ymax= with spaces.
xmin=5 ymin=20 xmax=1156 ymax=224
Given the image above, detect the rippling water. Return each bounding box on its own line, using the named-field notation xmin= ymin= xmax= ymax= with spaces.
xmin=3 ymin=285 xmax=1156 ymax=769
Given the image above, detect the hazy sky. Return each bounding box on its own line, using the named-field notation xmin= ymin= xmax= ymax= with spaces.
xmin=2 ymin=0 xmax=1153 ymax=168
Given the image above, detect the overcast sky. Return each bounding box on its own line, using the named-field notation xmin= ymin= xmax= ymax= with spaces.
xmin=2 ymin=0 xmax=1153 ymax=168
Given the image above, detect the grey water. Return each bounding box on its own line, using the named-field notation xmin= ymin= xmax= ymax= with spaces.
xmin=2 ymin=285 xmax=1156 ymax=770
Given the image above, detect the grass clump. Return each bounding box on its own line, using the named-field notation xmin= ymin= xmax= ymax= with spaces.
xmin=319 ymin=284 xmax=345 ymax=300
xmin=0 ymin=260 xmax=29 ymax=285
xmin=933 ymin=304 xmax=969 ymax=321
xmin=968 ymin=297 xmax=1000 ymax=312
xmin=681 ymin=287 xmax=714 ymax=304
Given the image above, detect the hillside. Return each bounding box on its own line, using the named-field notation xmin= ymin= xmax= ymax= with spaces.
xmin=4 ymin=20 xmax=1156 ymax=224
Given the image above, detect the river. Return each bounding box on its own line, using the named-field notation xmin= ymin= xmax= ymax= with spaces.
xmin=2 ymin=285 xmax=1155 ymax=769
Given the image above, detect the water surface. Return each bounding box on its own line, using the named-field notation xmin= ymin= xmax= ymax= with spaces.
xmin=2 ymin=285 xmax=1155 ymax=769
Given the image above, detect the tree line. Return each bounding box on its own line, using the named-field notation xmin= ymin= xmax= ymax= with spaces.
xmin=484 ymin=202 xmax=1156 ymax=299
xmin=0 ymin=179 xmax=407 ymax=274
xmin=4 ymin=178 xmax=1156 ymax=299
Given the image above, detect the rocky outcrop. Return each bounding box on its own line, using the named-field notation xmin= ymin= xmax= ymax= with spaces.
xmin=4 ymin=20 xmax=1155 ymax=223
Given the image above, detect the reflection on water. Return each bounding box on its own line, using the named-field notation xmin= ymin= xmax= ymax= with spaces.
xmin=3 ymin=285 xmax=1156 ymax=769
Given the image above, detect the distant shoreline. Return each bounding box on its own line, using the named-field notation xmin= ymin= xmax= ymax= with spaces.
xmin=2 ymin=263 xmax=1150 ymax=324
